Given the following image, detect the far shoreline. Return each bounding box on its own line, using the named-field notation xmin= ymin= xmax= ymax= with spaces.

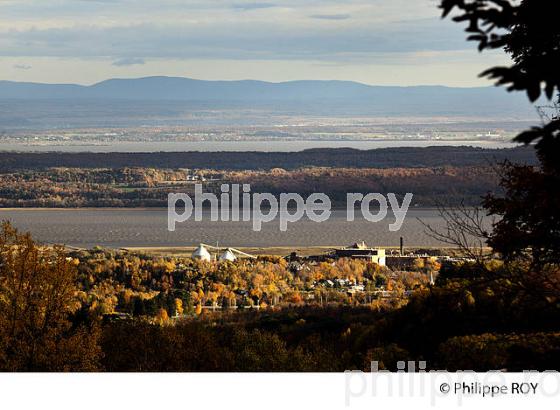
xmin=56 ymin=244 xmax=473 ymax=257
xmin=0 ymin=206 xmax=442 ymax=211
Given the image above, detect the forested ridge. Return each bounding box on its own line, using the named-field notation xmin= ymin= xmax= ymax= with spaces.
xmin=0 ymin=146 xmax=536 ymax=171
xmin=0 ymin=165 xmax=500 ymax=207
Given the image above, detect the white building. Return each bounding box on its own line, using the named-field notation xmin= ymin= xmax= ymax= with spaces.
xmin=192 ymin=244 xmax=212 ymax=261
xmin=219 ymin=248 xmax=237 ymax=262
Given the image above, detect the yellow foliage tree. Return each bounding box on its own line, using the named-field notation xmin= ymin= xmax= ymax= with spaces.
xmin=0 ymin=222 xmax=101 ymax=371
xmin=175 ymin=298 xmax=184 ymax=315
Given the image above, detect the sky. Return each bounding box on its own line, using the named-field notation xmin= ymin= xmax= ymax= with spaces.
xmin=0 ymin=0 xmax=510 ymax=86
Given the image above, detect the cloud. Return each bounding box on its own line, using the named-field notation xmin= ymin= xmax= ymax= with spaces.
xmin=0 ymin=16 xmax=470 ymax=64
xmin=0 ymin=1 xmax=505 ymax=86
xmin=309 ymin=14 xmax=351 ymax=21
xmin=0 ymin=0 xmax=476 ymax=73
xmin=231 ymin=2 xmax=276 ymax=11
xmin=112 ymin=57 xmax=145 ymax=66
xmin=13 ymin=63 xmax=32 ymax=70
xmin=76 ymin=0 xmax=121 ymax=3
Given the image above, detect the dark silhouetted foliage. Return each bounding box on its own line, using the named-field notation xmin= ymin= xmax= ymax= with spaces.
xmin=442 ymin=0 xmax=560 ymax=264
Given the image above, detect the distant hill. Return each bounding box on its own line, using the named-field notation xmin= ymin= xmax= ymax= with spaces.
xmin=0 ymin=76 xmax=539 ymax=121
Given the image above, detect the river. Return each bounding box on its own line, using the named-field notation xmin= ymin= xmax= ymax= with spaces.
xmin=0 ymin=208 xmax=471 ymax=249
xmin=0 ymin=139 xmax=517 ymax=153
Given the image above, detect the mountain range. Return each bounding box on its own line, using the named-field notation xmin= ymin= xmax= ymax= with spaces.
xmin=0 ymin=76 xmax=540 ymax=128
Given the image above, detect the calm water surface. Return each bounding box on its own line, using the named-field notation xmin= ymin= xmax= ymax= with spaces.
xmin=0 ymin=208 xmax=465 ymax=248
xmin=0 ymin=140 xmax=517 ymax=152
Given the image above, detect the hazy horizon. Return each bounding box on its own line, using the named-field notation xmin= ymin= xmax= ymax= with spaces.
xmin=0 ymin=0 xmax=510 ymax=87
xmin=0 ymin=75 xmax=507 ymax=88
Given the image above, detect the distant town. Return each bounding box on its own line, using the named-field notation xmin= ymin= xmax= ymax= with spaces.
xmin=0 ymin=123 xmax=521 ymax=149
xmin=71 ymin=239 xmax=458 ymax=320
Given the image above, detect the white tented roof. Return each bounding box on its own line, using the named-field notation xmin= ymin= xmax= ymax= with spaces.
xmin=219 ymin=248 xmax=237 ymax=262
xmin=192 ymin=244 xmax=211 ymax=261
